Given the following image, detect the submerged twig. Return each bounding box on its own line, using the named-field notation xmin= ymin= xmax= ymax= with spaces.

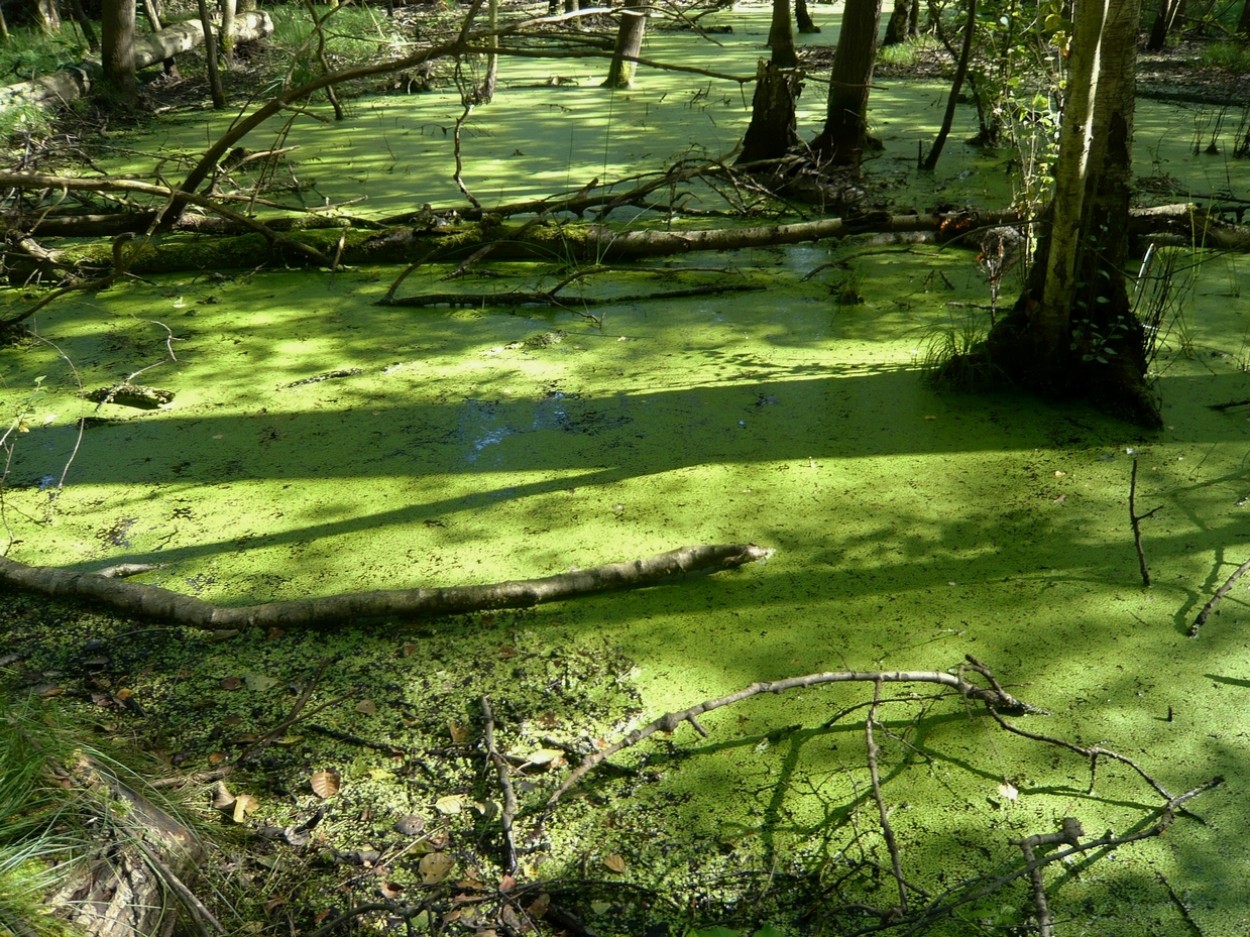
xmin=1129 ymin=458 xmax=1162 ymax=587
xmin=1190 ymin=554 xmax=1250 ymax=637
xmin=545 ymin=656 xmax=1042 ymax=808
xmin=866 ymin=679 xmax=908 ymax=918
xmin=1011 ymin=817 xmax=1083 ymax=937
xmin=481 ymin=696 xmax=519 ymax=875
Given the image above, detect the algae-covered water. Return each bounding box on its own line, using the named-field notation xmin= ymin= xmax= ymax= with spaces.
xmin=4 ymin=3 xmax=1250 ymax=933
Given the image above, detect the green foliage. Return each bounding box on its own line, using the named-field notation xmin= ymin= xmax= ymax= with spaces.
xmin=1198 ymin=41 xmax=1250 ymax=72
xmin=0 ymin=26 xmax=85 ymax=84
xmin=267 ymin=3 xmax=410 ymax=90
xmin=919 ymin=308 xmax=999 ymax=389
xmin=0 ymin=699 xmax=84 ymax=937
xmin=876 ymin=34 xmax=942 ymax=68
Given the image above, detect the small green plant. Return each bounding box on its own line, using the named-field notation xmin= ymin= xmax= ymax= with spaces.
xmin=0 ymin=694 xmax=217 ymax=937
xmin=919 ymin=309 xmax=1001 ymax=390
xmin=876 ymin=34 xmax=941 ymax=69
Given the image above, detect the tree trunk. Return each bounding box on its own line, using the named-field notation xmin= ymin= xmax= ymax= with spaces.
xmin=737 ymin=58 xmax=803 ymax=163
xmin=766 ymin=0 xmax=799 ymax=67
xmin=220 ymin=0 xmax=238 ymax=65
xmin=794 ymin=0 xmax=820 ymax=33
xmin=101 ymin=0 xmax=138 ymax=105
xmin=603 ymin=8 xmax=647 ymax=89
xmin=810 ymin=0 xmax=883 ymax=167
xmin=477 ymin=0 xmax=499 ymax=101
xmin=67 ymin=0 xmax=100 ymax=52
xmin=35 ymin=0 xmax=61 ymax=34
xmin=1147 ymin=0 xmax=1185 ymax=50
xmin=882 ymin=0 xmax=911 ymax=45
xmin=975 ymin=0 xmax=1159 ymax=425
xmin=0 ymin=544 xmax=772 ymax=630
xmin=196 ymin=0 xmax=226 ymax=108
xmin=921 ymin=0 xmax=976 ymax=170
xmin=1239 ymin=0 xmax=1250 ymax=35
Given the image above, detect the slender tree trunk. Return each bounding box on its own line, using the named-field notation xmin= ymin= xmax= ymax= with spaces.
xmin=196 ymin=0 xmax=226 ymax=108
xmin=810 ymin=0 xmax=883 ymax=167
xmin=1146 ymin=0 xmax=1185 ymax=50
xmin=795 ymin=0 xmax=820 ymax=33
xmin=35 ymin=0 xmax=61 ymax=34
xmin=101 ymin=0 xmax=137 ymax=104
xmin=477 ymin=0 xmax=499 ymax=100
xmin=603 ymin=8 xmax=647 ymax=88
xmin=921 ymin=0 xmax=976 ymax=170
xmin=220 ymin=0 xmax=238 ymax=65
xmin=882 ymin=0 xmax=911 ymax=45
xmin=67 ymin=0 xmax=100 ymax=51
xmin=766 ymin=0 xmax=799 ymax=68
xmin=1239 ymin=0 xmax=1250 ymax=35
xmin=738 ymin=59 xmax=802 ymax=163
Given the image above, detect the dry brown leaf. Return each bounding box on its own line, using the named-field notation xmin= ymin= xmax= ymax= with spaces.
xmin=419 ymin=851 xmax=455 ymax=884
xmin=602 ymin=854 xmax=626 ymax=874
xmin=354 ymin=699 xmax=378 ymax=716
xmin=526 ymin=893 xmax=551 ymax=919
xmin=448 ymin=721 xmax=471 ymax=744
xmin=232 ymin=793 xmax=259 ymax=823
xmin=522 ymin=749 xmax=565 ymax=770
xmin=499 ymin=873 xmax=516 ymax=893
xmin=310 ymin=769 xmax=341 ymax=799
xmin=210 ymin=781 xmax=235 ymax=810
xmin=221 ymin=676 xmax=244 ymax=690
xmin=435 ymin=794 xmax=466 ymax=815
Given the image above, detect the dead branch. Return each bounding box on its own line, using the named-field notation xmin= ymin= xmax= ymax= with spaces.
xmin=1129 ymin=458 xmax=1162 ymax=587
xmin=0 ymin=542 xmax=772 ymax=630
xmin=380 ymin=282 xmax=761 ymax=308
xmin=865 ymin=679 xmax=907 ymax=918
xmin=481 ymin=696 xmax=519 ymax=876
xmin=1011 ymin=817 xmax=1082 ymax=937
xmin=545 ymin=655 xmax=1043 ymax=808
xmin=899 ymin=777 xmax=1223 ymax=935
xmin=1190 ymin=554 xmax=1250 ymax=637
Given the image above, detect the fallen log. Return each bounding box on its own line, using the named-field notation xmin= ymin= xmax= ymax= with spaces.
xmin=7 ymin=200 xmax=1249 ymax=279
xmin=0 ymin=11 xmax=273 ymax=110
xmin=0 ymin=543 xmax=773 ymax=630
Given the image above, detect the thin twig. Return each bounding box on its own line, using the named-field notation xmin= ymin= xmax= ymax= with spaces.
xmin=481 ymin=696 xmax=519 ymax=875
xmin=234 ymin=658 xmax=336 ymax=765
xmin=1190 ymin=554 xmax=1250 ymax=637
xmin=546 ymin=660 xmax=1041 ymax=808
xmin=890 ymin=777 xmax=1223 ymax=936
xmin=865 ymin=679 xmax=907 ymax=917
xmin=1129 ymin=458 xmax=1162 ymax=587
xmin=1010 ymin=817 xmax=1082 ymax=937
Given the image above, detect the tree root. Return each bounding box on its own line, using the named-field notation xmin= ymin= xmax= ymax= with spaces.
xmin=0 ymin=542 xmax=772 ymax=630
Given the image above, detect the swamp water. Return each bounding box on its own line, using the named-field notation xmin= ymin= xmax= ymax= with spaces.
xmin=4 ymin=3 xmax=1250 ymax=933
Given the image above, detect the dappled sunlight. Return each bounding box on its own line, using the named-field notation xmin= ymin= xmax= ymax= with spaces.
xmin=5 ymin=4 xmax=1250 ymax=931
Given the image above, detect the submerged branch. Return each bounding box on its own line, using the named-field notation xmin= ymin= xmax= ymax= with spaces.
xmin=545 ymin=654 xmax=1044 ymax=808
xmin=0 ymin=543 xmax=773 ymax=630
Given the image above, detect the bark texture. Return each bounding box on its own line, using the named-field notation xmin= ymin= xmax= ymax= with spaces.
xmin=972 ymin=0 xmax=1158 ymax=425
xmin=811 ymin=0 xmax=883 ymax=167
xmin=603 ymin=8 xmax=647 ymax=88
xmin=0 ymin=544 xmax=773 ymax=630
